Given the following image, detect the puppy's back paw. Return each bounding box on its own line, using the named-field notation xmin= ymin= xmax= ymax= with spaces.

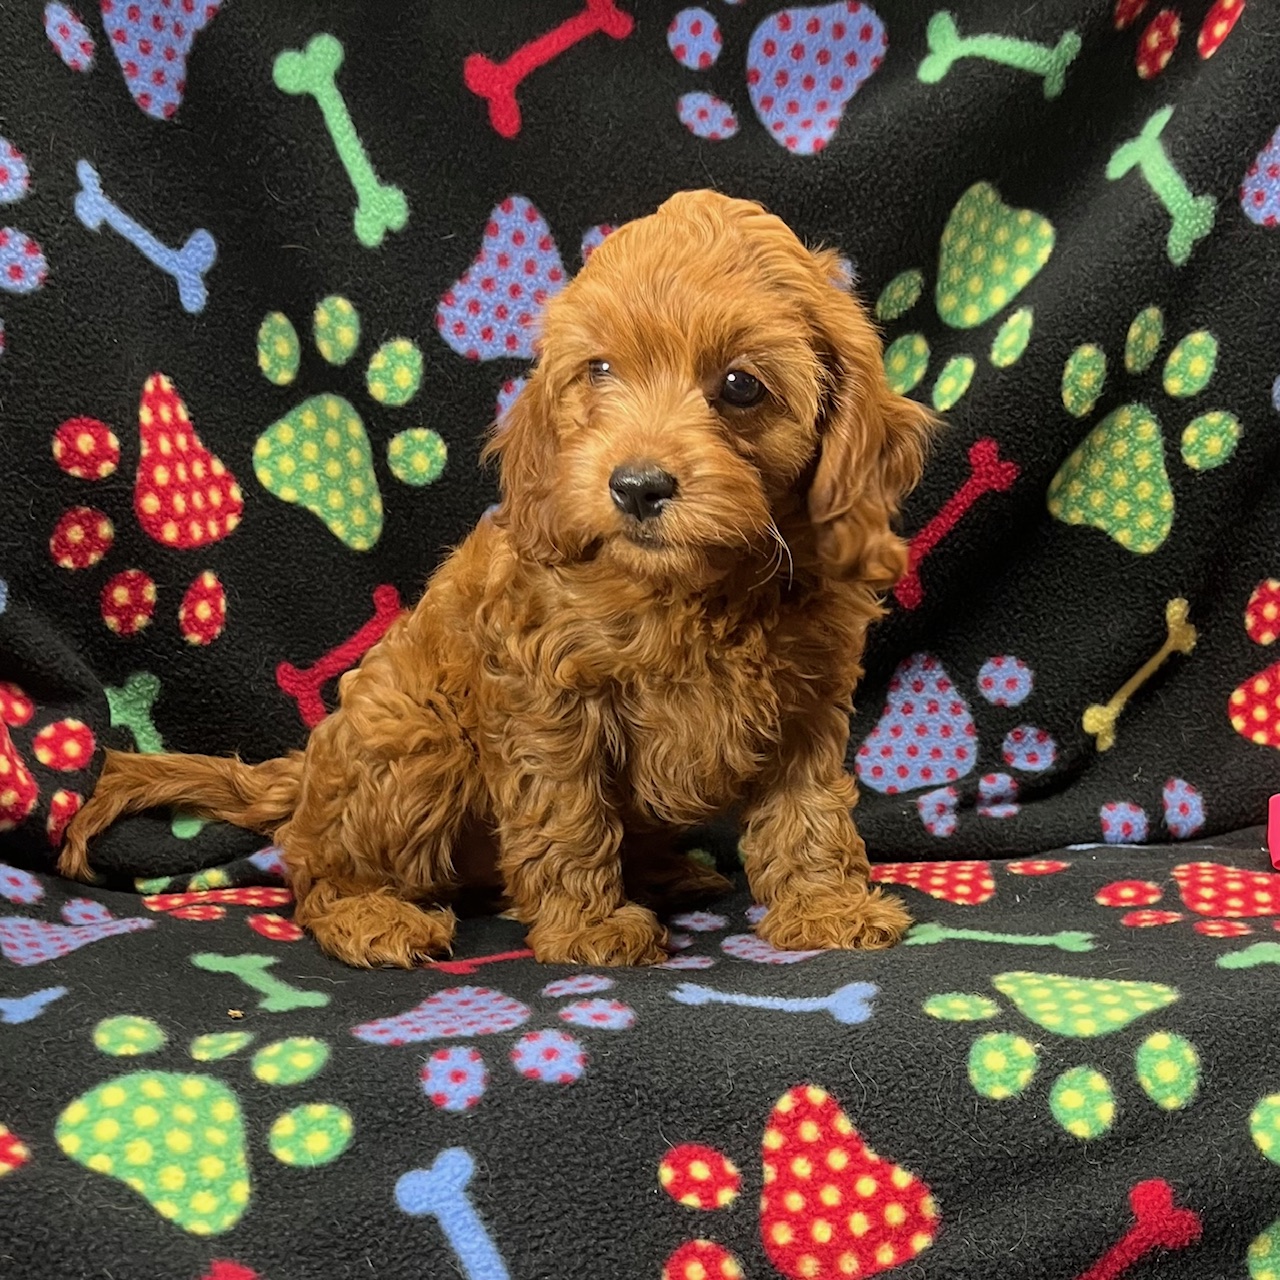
xmin=529 ymin=903 xmax=669 ymax=967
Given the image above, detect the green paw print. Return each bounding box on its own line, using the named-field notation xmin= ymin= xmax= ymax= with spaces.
xmin=1047 ymin=306 xmax=1240 ymax=554
xmin=926 ymin=971 xmax=1200 ymax=1141
xmin=56 ymin=1015 xmax=352 ymax=1236
xmin=877 ymin=181 xmax=1054 ymax=412
xmin=1249 ymin=1097 xmax=1280 ymax=1278
xmin=253 ymin=296 xmax=448 ymax=551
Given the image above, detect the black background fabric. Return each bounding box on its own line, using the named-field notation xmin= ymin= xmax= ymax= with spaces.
xmin=1 ymin=831 xmax=1279 ymax=1279
xmin=1 ymin=1 xmax=1279 ymax=875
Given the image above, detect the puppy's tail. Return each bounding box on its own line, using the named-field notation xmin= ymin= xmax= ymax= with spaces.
xmin=58 ymin=749 xmax=304 ymax=881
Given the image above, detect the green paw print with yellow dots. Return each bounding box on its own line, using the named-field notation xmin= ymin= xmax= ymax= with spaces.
xmin=1048 ymin=306 xmax=1240 ymax=554
xmin=1249 ymin=1096 xmax=1280 ymax=1278
xmin=925 ymin=971 xmax=1200 ymax=1141
xmin=253 ymin=296 xmax=448 ymax=551
xmin=56 ymin=1015 xmax=352 ymax=1236
xmin=876 ymin=182 xmax=1054 ymax=412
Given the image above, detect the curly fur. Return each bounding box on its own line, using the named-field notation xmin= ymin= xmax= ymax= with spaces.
xmin=60 ymin=190 xmax=939 ymax=968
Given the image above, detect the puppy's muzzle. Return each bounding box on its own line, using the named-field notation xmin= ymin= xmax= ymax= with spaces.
xmin=609 ymin=463 xmax=677 ymax=522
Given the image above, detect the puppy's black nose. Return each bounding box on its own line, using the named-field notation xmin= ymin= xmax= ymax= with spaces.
xmin=609 ymin=464 xmax=676 ymax=521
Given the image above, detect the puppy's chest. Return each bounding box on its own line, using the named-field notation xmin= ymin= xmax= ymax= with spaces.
xmin=611 ymin=655 xmax=783 ymax=823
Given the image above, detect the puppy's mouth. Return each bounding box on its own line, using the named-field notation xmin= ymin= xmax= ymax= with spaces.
xmin=621 ymin=520 xmax=669 ymax=549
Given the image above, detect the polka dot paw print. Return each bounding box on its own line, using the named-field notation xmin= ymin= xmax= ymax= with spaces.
xmin=0 ymin=134 xmax=50 ymax=354
xmin=0 ymin=679 xmax=97 ymax=845
xmin=43 ymin=0 xmax=224 ymax=120
xmin=1113 ymin=0 xmax=1242 ymax=79
xmin=254 ymin=296 xmax=447 ymax=551
xmin=1048 ymin=307 xmax=1241 ymax=554
xmin=47 ymin=376 xmax=239 ymax=648
xmin=1230 ymin=578 xmax=1280 ymax=749
xmin=658 ymin=1084 xmax=940 ymax=1280
xmin=350 ymin=980 xmax=638 ymax=1108
xmin=55 ymin=1016 xmax=353 ymax=1236
xmin=666 ymin=2 xmax=888 ymax=153
xmin=924 ymin=971 xmax=1200 ymax=1142
xmin=1096 ymin=859 xmax=1280 ymax=939
xmin=1248 ymin=1093 xmax=1280 ymax=1276
xmin=877 ymin=182 xmax=1053 ymax=413
xmin=435 ymin=196 xmax=616 ymax=422
xmin=854 ymin=651 xmax=1060 ymax=837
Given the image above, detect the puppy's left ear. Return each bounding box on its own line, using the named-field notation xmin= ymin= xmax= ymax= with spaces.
xmin=805 ymin=250 xmax=939 ymax=588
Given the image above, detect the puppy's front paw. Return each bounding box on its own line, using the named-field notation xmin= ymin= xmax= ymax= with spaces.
xmin=757 ymin=885 xmax=911 ymax=952
xmin=529 ymin=903 xmax=669 ymax=966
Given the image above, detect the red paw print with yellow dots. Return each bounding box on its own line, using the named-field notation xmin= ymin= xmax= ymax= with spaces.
xmin=659 ymin=1084 xmax=940 ymax=1279
xmin=1229 ymin=579 xmax=1280 ymax=749
xmin=0 ymin=682 xmax=93 ymax=843
xmin=47 ymin=374 xmax=239 ymax=644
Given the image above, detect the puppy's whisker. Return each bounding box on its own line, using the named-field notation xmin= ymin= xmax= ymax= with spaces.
xmin=768 ymin=518 xmax=794 ymax=589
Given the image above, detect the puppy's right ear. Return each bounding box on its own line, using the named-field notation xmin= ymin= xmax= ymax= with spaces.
xmin=481 ymin=368 xmax=565 ymax=563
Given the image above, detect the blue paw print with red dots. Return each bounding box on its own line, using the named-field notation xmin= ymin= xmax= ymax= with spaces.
xmin=856 ymin=652 xmax=1062 ymax=837
xmin=666 ymin=1 xmax=888 ymax=153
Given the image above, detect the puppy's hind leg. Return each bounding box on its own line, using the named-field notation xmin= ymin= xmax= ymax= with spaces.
xmin=293 ymin=879 xmax=457 ymax=969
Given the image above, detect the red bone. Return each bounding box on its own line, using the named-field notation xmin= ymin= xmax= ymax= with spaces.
xmin=894 ymin=437 xmax=1020 ymax=610
xmin=1075 ymin=1179 xmax=1201 ymax=1280
xmin=431 ymin=949 xmax=535 ymax=976
xmin=276 ymin=584 xmax=404 ymax=728
xmin=464 ymin=0 xmax=634 ymax=139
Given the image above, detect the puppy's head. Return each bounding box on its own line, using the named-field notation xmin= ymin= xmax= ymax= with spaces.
xmin=485 ymin=189 xmax=937 ymax=587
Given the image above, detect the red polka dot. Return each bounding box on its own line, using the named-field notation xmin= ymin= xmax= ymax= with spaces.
xmin=50 ymin=506 xmax=114 ymax=569
xmin=179 ymin=571 xmax=226 ymax=645
xmin=32 ymin=719 xmax=95 ymax=772
xmin=52 ymin=417 xmax=121 ymax=480
xmin=659 ymin=1143 xmax=741 ymax=1210
xmin=1121 ymin=909 xmax=1184 ymax=928
xmin=100 ymin=569 xmax=157 ymax=636
xmin=1095 ymin=879 xmax=1163 ymax=907
xmin=662 ymin=1240 xmax=743 ymax=1280
xmin=1193 ymin=918 xmax=1252 ymax=937
xmin=0 ymin=683 xmax=34 ymax=727
xmin=248 ymin=913 xmax=304 ymax=942
xmin=46 ymin=788 xmax=83 ymax=846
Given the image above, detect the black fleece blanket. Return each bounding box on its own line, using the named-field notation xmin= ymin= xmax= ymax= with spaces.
xmin=3 ymin=830 xmax=1280 ymax=1279
xmin=3 ymin=0 xmax=1280 ymax=1275
xmin=1 ymin=0 xmax=1279 ymax=876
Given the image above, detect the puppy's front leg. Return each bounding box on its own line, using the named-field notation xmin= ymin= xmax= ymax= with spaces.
xmin=741 ymin=707 xmax=911 ymax=952
xmin=490 ymin=712 xmax=668 ymax=966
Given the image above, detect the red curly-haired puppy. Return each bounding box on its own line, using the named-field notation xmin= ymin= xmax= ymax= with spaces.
xmin=60 ymin=190 xmax=938 ymax=968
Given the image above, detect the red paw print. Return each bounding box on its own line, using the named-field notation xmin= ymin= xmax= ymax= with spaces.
xmin=659 ymin=1084 xmax=940 ymax=1279
xmin=1229 ymin=579 xmax=1280 ymax=749
xmin=48 ymin=375 xmax=239 ymax=644
xmin=1095 ymin=860 xmax=1280 ymax=938
xmin=0 ymin=682 xmax=92 ymax=843
xmin=143 ymin=886 xmax=300 ymax=940
xmin=1114 ymin=0 xmax=1242 ymax=78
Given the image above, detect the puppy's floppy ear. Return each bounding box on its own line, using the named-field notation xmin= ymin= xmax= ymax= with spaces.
xmin=805 ymin=249 xmax=939 ymax=588
xmin=481 ymin=367 xmax=564 ymax=563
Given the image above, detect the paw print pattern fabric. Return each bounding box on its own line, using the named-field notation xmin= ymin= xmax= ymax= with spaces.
xmin=1 ymin=3 xmax=1279 ymax=1273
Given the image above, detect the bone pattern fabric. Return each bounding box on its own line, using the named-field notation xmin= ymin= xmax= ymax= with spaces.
xmin=3 ymin=2 xmax=1280 ymax=1273
xmin=0 ymin=2 xmax=1278 ymax=875
xmin=1 ymin=831 xmax=1279 ymax=1278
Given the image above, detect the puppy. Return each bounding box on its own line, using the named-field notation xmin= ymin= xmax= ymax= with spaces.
xmin=60 ymin=190 xmax=938 ymax=968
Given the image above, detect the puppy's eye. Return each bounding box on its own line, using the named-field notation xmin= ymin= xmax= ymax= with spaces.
xmin=718 ymin=370 xmax=765 ymax=408
xmin=588 ymin=359 xmax=613 ymax=384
